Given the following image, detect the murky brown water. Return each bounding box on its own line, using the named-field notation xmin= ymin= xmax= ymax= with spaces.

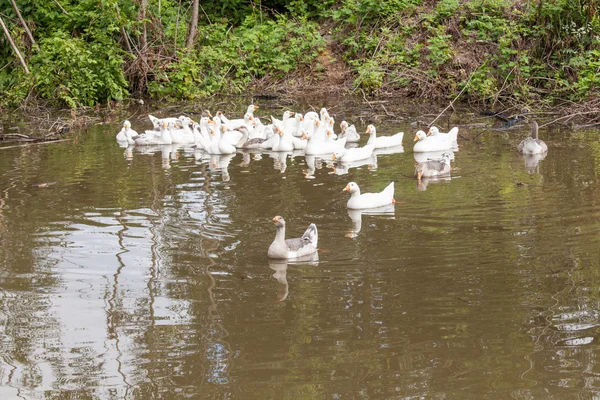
xmin=2 ymin=98 xmax=600 ymax=399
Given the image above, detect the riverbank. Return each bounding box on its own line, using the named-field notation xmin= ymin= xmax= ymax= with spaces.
xmin=0 ymin=1 xmax=598 ymax=128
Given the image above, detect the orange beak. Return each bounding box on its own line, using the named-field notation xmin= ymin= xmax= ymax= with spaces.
xmin=300 ymin=116 xmax=304 ymax=121
xmin=327 ymin=130 xmax=332 ymax=136
xmin=254 ymin=105 xmax=259 ymax=110
xmin=427 ymin=128 xmax=432 ymax=136
xmin=301 ymin=133 xmax=307 ymax=140
xmin=365 ymin=127 xmax=370 ymax=133
xmin=332 ymin=154 xmax=337 ymax=160
xmin=343 ymin=184 xmax=350 ymax=192
xmin=315 ymin=120 xmax=320 ymax=126
xmin=272 ymin=216 xmax=279 ymax=222
xmin=414 ymin=134 xmax=419 ymax=141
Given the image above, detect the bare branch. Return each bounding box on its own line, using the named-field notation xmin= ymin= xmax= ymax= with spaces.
xmin=0 ymin=15 xmax=29 ymax=74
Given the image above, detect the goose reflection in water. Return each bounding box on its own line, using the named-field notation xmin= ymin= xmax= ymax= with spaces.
xmin=133 ymin=144 xmax=182 ymax=169
xmin=346 ymin=204 xmax=395 ymax=238
xmin=413 ymin=149 xmax=455 ymax=164
xmin=269 ymin=253 xmax=319 ymax=302
xmin=237 ymin=149 xmax=262 ymax=167
xmin=331 ymin=154 xmax=377 ymax=176
xmin=123 ymin=145 xmax=134 ymax=161
xmin=303 ymin=155 xmax=330 ymax=179
xmin=416 ymin=175 xmax=453 ymax=191
xmin=373 ymin=144 xmax=404 ymax=156
xmin=268 ymin=151 xmax=293 ymax=173
xmin=522 ymin=152 xmax=547 ymax=174
xmin=209 ymin=153 xmax=236 ymax=182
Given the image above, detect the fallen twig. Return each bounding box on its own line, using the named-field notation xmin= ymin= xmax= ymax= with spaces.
xmin=0 ymin=138 xmax=72 ymax=150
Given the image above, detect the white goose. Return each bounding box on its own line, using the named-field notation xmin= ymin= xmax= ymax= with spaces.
xmin=428 ymin=126 xmax=458 ymax=142
xmin=365 ymin=124 xmax=404 ymax=148
xmin=135 ymin=121 xmax=173 ymax=145
xmin=116 ymin=120 xmax=139 ymax=145
xmin=343 ymin=181 xmax=395 ymax=209
xmin=273 ymin=126 xmax=295 ymax=152
xmin=339 ymin=121 xmax=360 ymax=143
xmin=413 ymin=130 xmax=453 ymax=153
xmin=332 ymin=143 xmax=375 ymax=163
xmin=305 ymin=130 xmax=347 ymax=155
xmin=148 ymin=114 xmax=179 ymax=130
xmin=268 ymin=216 xmax=318 ymax=259
xmin=170 ymin=116 xmax=195 ymax=144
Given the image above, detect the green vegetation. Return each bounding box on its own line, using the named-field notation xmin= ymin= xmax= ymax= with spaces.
xmin=0 ymin=0 xmax=598 ymax=109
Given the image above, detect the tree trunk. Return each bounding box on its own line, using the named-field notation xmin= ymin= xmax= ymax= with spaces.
xmin=138 ymin=0 xmax=148 ymax=53
xmin=186 ymin=0 xmax=199 ymax=50
xmin=9 ymin=0 xmax=36 ymax=47
xmin=0 ymin=15 xmax=30 ymax=74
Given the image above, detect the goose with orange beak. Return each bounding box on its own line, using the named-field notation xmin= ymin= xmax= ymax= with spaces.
xmin=268 ymin=216 xmax=318 ymax=259
xmin=413 ymin=129 xmax=453 ymax=153
xmin=427 ymin=126 xmax=459 ymax=142
xmin=365 ymin=124 xmax=404 ymax=148
xmin=343 ymin=181 xmax=395 ymax=209
xmin=339 ymin=121 xmax=360 ymax=143
xmin=415 ymin=152 xmax=452 ymax=181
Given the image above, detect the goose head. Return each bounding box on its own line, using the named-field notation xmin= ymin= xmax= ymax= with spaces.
xmin=332 ymin=148 xmax=346 ymax=161
xmin=366 ymin=124 xmax=376 ymax=135
xmin=340 ymin=121 xmax=348 ymax=133
xmin=343 ymin=182 xmax=360 ymax=194
xmin=428 ymin=126 xmax=439 ymax=136
xmin=247 ymin=104 xmax=259 ymax=115
xmin=414 ymin=130 xmax=427 ymax=141
xmin=123 ymin=120 xmax=132 ymax=130
xmin=272 ymin=215 xmax=285 ymax=228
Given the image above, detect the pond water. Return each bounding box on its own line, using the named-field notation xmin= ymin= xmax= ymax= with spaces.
xmin=2 ymin=98 xmax=600 ymax=399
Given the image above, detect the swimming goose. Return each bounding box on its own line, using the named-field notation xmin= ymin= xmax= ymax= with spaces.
xmin=365 ymin=125 xmax=404 ymax=148
xmin=170 ymin=116 xmax=195 ymax=144
xmin=116 ymin=120 xmax=139 ymax=144
xmin=339 ymin=121 xmax=360 ymax=143
xmin=235 ymin=126 xmax=269 ymax=149
xmin=268 ymin=216 xmax=318 ymax=259
xmin=413 ymin=130 xmax=453 ymax=152
xmin=343 ymin=181 xmax=395 ymax=209
xmin=518 ymin=121 xmax=547 ymax=155
xmin=415 ymin=152 xmax=452 ymax=180
xmin=273 ymin=126 xmax=295 ymax=152
xmin=305 ymin=130 xmax=347 ymax=155
xmin=148 ymin=115 xmax=179 ymax=130
xmin=135 ymin=121 xmax=173 ymax=145
xmin=428 ymin=126 xmax=458 ymax=142
xmin=332 ymin=143 xmax=375 ymax=163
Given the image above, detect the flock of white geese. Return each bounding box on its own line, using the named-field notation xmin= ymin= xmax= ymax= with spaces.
xmin=117 ymin=104 xmax=547 ymax=259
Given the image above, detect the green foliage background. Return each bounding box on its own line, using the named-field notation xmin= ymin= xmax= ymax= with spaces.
xmin=0 ymin=0 xmax=598 ymax=108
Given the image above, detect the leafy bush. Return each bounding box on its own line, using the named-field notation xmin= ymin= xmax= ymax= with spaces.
xmin=31 ymin=32 xmax=128 ymax=108
xmin=148 ymin=15 xmax=325 ymax=100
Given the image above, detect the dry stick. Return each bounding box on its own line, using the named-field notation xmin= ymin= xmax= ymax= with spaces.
xmin=9 ymin=0 xmax=36 ymax=47
xmin=0 ymin=139 xmax=72 ymax=150
xmin=0 ymin=15 xmax=29 ymax=74
xmin=429 ymin=66 xmax=480 ymax=127
xmin=52 ymin=0 xmax=70 ymax=15
xmin=540 ymin=110 xmax=600 ymax=128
